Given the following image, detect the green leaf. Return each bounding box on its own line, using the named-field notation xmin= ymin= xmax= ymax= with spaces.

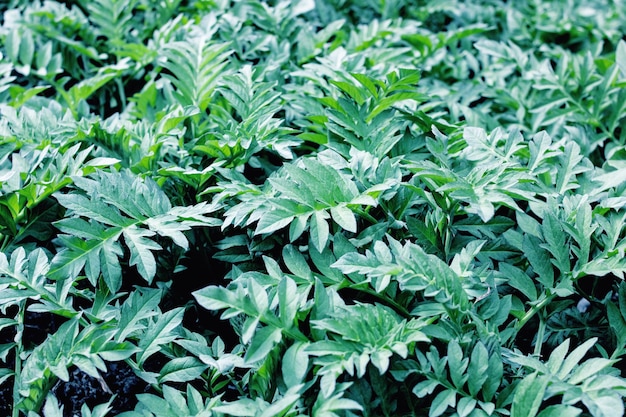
xmin=447 ymin=340 xmax=468 ymax=389
xmin=457 ymin=397 xmax=477 ymax=417
xmin=158 ymin=357 xmax=208 ymax=383
xmin=511 ymin=372 xmax=549 ymax=417
xmin=161 ymin=38 xmax=232 ymax=111
xmin=282 ymin=245 xmax=312 ymax=280
xmin=608 ymin=301 xmax=626 ymax=348
xmin=279 ymin=276 xmax=299 ymax=328
xmin=19 ymin=30 xmax=34 ymax=67
xmin=97 ymin=341 xmax=138 ymax=361
xmin=244 ymin=326 xmax=282 ymax=365
xmin=536 ymin=405 xmax=581 ymax=417
xmin=556 ymin=337 xmax=597 ymax=380
xmin=467 ymin=342 xmax=489 ymax=397
xmin=123 ymin=226 xmax=161 ymax=282
xmin=546 ymin=339 xmax=570 ymax=375
xmin=567 ymin=358 xmax=616 ymax=385
xmin=330 ymin=204 xmax=357 ymax=233
xmin=69 ymin=64 xmax=128 ymax=105
xmin=501 ymin=263 xmax=537 ymax=301
xmin=282 ymin=342 xmax=309 ymax=387
xmin=369 ymin=91 xmax=424 ymax=121
xmin=483 ymin=349 xmax=503 ymax=402
xmin=255 ymin=208 xmax=295 ymax=235
xmin=115 ymin=288 xmax=162 ymax=342
xmin=5 ymin=29 xmax=20 ymax=63
xmin=523 ymin=235 xmax=554 ymax=288
xmin=52 ymin=171 xmax=217 ymax=288
xmin=617 ymin=39 xmax=626 ymax=78
xmin=582 ymin=391 xmax=624 ymax=417
xmin=137 ymin=308 xmax=184 ymax=366
xmin=542 ymin=213 xmax=570 ymax=274
xmin=429 ymin=389 xmax=456 ymax=417
xmin=310 ymin=210 xmax=330 ymax=252
xmin=42 ymin=395 xmax=64 ymax=417
xmin=330 ymin=79 xmax=366 ymax=105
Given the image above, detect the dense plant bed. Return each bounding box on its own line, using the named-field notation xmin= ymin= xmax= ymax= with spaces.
xmin=1 ymin=0 xmax=626 ymax=416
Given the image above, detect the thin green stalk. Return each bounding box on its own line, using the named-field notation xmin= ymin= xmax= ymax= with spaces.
xmin=516 ymin=294 xmax=555 ymax=331
xmin=350 ymin=284 xmax=411 ymax=319
xmin=533 ymin=314 xmax=546 ymax=358
xmin=351 ymin=207 xmax=378 ymax=225
xmin=12 ymin=300 xmax=25 ymax=417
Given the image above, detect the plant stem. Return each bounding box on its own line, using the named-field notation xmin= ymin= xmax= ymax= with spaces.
xmin=533 ymin=314 xmax=546 ymax=358
xmin=351 ymin=207 xmax=378 ymax=225
xmin=516 ymin=294 xmax=554 ymax=331
xmin=12 ymin=300 xmax=25 ymax=417
xmin=352 ymin=284 xmax=412 ymax=319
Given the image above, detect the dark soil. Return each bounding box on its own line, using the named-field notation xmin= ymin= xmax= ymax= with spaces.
xmin=0 ymin=361 xmax=152 ymax=417
xmin=53 ymin=362 xmax=152 ymax=417
xmin=0 ymin=378 xmax=12 ymax=416
xmin=0 ymin=252 xmax=223 ymax=416
xmin=0 ymin=310 xmax=153 ymax=416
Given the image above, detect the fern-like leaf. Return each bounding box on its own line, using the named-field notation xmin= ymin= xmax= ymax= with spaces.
xmin=160 ymin=36 xmax=232 ymax=112
xmin=50 ymin=170 xmax=221 ymax=291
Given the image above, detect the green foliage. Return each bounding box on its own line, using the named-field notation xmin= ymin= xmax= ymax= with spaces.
xmin=51 ymin=170 xmax=220 ymax=291
xmin=1 ymin=0 xmax=626 ymax=416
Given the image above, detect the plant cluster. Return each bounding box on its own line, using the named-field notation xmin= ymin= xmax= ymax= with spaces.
xmin=1 ymin=0 xmax=626 ymax=416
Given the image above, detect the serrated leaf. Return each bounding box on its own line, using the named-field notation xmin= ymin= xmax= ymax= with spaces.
xmin=124 ymin=226 xmax=161 ymax=282
xmin=523 ymin=235 xmax=554 ymax=288
xmin=137 ymin=308 xmax=184 ymax=366
xmin=567 ymin=358 xmax=616 ymax=385
xmin=248 ymin=278 xmax=269 ymax=313
xmin=501 ymin=263 xmax=537 ymax=301
xmin=483 ymin=350 xmax=503 ymax=402
xmin=161 ymin=39 xmax=232 ymax=111
xmin=369 ymin=91 xmax=424 ymax=121
xmin=607 ymin=301 xmax=626 ymax=347
xmin=542 ymin=213 xmax=570 ymax=274
xmin=556 ymin=142 xmax=587 ymax=194
xmin=556 ymin=337 xmax=597 ymax=380
xmin=116 ymin=288 xmax=162 ymax=342
xmin=193 ymin=285 xmax=255 ymax=316
xmin=330 ymin=79 xmax=366 ymax=105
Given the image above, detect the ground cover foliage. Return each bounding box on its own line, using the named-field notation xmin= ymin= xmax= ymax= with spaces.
xmin=1 ymin=0 xmax=626 ymax=415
